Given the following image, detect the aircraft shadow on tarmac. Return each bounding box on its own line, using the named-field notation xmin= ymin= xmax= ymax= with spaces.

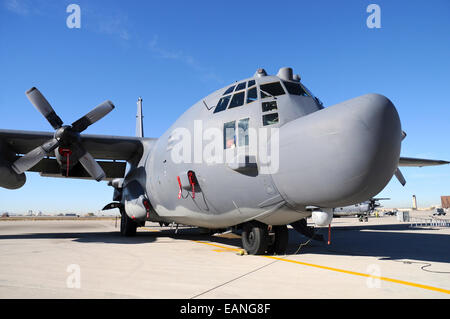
xmin=288 ymin=223 xmax=450 ymax=264
xmin=0 ymin=227 xmax=238 ymax=246
xmin=0 ymin=231 xmax=156 ymax=245
xmin=0 ymin=223 xmax=449 ymax=264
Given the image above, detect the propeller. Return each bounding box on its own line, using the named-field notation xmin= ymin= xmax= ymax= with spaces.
xmin=368 ymin=197 xmax=390 ymax=212
xmin=394 ymin=131 xmax=407 ymax=186
xmin=11 ymin=87 xmax=114 ymax=181
xmin=394 ymin=168 xmax=406 ymax=186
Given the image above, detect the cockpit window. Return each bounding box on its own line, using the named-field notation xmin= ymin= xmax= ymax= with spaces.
xmin=262 ymin=101 xmax=277 ymax=112
xmin=246 ymin=87 xmax=257 ymax=104
xmin=283 ymin=81 xmax=309 ymax=97
xmin=214 ymin=80 xmax=288 ymax=113
xmin=228 ymin=91 xmax=245 ymax=109
xmin=263 ymin=113 xmax=279 ymax=126
xmin=235 ymin=82 xmax=246 ymax=91
xmin=224 ymin=121 xmax=236 ymax=149
xmin=223 ymin=85 xmax=235 ymax=95
xmin=238 ymin=118 xmax=249 ymax=146
xmin=260 ymin=82 xmax=285 ymax=98
xmin=214 ymin=95 xmax=231 ymax=113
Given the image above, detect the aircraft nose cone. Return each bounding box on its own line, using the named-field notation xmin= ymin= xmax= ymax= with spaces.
xmin=271 ymin=93 xmax=402 ymax=208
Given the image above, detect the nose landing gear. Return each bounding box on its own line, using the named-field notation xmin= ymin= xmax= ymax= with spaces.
xmin=267 ymin=225 xmax=289 ymax=255
xmin=241 ymin=222 xmax=269 ymax=255
xmin=241 ymin=222 xmax=289 ymax=255
xmin=358 ymin=215 xmax=369 ymax=222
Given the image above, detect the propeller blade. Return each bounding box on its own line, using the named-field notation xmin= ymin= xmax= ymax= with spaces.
xmin=11 ymin=139 xmax=59 ymax=174
xmin=25 ymin=87 xmax=63 ymax=129
xmin=78 ymin=150 xmax=106 ymax=181
xmin=71 ymin=100 xmax=115 ymax=133
xmin=394 ymin=167 xmax=406 ymax=186
xmin=401 ymin=131 xmax=407 ymax=141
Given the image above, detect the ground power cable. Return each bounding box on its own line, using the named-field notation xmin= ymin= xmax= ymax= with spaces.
xmin=391 ymin=260 xmax=450 ymax=274
xmin=189 ymin=259 xmax=279 ymax=299
xmin=190 ymin=227 xmax=317 ymax=299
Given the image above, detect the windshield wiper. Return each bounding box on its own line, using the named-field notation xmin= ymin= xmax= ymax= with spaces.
xmin=260 ymin=89 xmax=277 ymax=100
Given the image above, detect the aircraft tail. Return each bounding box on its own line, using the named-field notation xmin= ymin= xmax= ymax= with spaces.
xmin=136 ymin=97 xmax=144 ymax=138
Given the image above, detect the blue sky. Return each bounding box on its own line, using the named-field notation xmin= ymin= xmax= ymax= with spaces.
xmin=0 ymin=0 xmax=449 ymax=213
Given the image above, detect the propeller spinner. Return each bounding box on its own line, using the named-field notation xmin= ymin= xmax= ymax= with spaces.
xmin=11 ymin=87 xmax=114 ymax=181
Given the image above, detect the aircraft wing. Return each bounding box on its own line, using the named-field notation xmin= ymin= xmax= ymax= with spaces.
xmin=399 ymin=157 xmax=450 ymax=167
xmin=0 ymin=129 xmax=148 ymax=180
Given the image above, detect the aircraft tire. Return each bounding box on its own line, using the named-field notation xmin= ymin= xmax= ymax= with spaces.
xmin=120 ymin=208 xmax=137 ymax=237
xmin=271 ymin=225 xmax=289 ymax=255
xmin=241 ymin=222 xmax=269 ymax=255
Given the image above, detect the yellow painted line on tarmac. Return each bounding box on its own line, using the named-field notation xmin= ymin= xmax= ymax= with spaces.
xmin=212 ymin=248 xmax=239 ymax=253
xmin=194 ymin=241 xmax=241 ymax=252
xmin=263 ymin=255 xmax=450 ymax=295
xmin=140 ymin=227 xmax=160 ymax=232
xmin=193 ymin=240 xmax=450 ymax=295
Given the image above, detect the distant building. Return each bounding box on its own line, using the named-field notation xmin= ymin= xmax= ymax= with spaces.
xmin=441 ymin=196 xmax=450 ymax=209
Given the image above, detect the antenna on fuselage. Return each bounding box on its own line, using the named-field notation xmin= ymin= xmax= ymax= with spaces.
xmin=136 ymin=97 xmax=144 ymax=138
xmin=202 ymin=99 xmax=213 ymax=110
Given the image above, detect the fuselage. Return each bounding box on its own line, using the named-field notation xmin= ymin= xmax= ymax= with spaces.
xmin=125 ymin=67 xmax=402 ymax=229
xmin=333 ymin=203 xmax=371 ymax=217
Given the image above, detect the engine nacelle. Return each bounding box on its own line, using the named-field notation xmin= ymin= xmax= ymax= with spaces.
xmin=124 ymin=194 xmax=147 ymax=221
xmin=55 ymin=146 xmax=83 ymax=173
xmin=0 ymin=141 xmax=26 ymax=189
xmin=312 ymin=209 xmax=333 ymax=226
xmin=0 ymin=160 xmax=26 ymax=189
xmin=122 ymin=180 xmax=149 ymax=222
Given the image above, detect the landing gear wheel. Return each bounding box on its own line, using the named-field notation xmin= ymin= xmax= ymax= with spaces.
xmin=267 ymin=225 xmax=289 ymax=255
xmin=120 ymin=208 xmax=137 ymax=237
xmin=241 ymin=222 xmax=269 ymax=255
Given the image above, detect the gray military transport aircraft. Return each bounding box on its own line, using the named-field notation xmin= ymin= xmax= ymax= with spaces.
xmin=0 ymin=67 xmax=448 ymax=255
xmin=333 ymin=198 xmax=389 ymax=221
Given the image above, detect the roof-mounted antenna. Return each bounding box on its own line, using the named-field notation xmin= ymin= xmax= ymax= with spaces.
xmin=136 ymin=97 xmax=144 ymax=138
xmin=203 ymin=99 xmax=213 ymax=111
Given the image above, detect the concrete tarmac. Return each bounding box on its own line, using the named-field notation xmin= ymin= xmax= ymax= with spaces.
xmin=0 ymin=215 xmax=449 ymax=299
